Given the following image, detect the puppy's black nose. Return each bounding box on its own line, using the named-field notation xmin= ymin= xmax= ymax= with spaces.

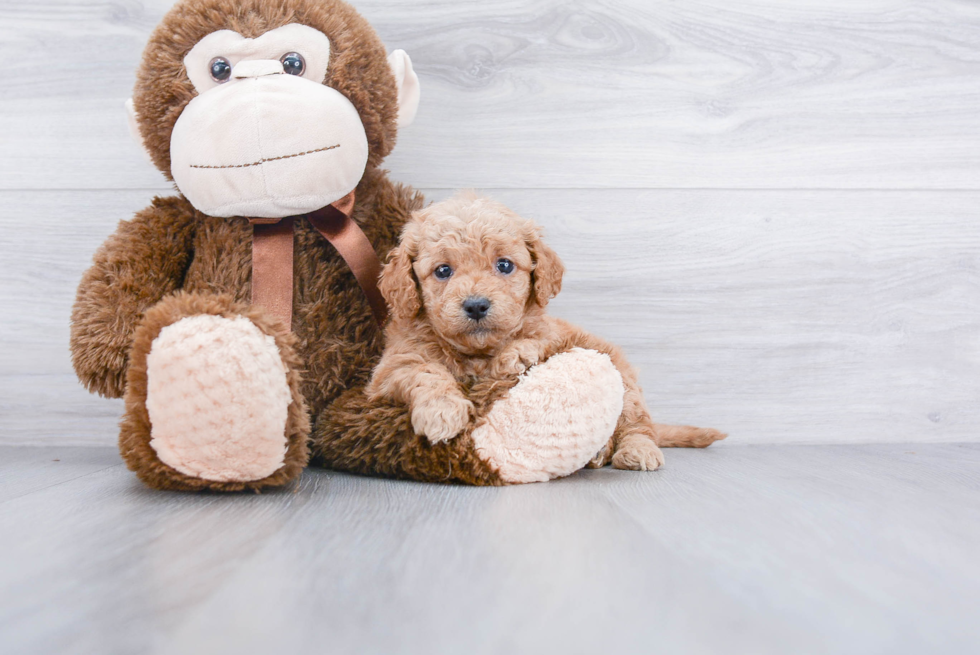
xmin=463 ymin=296 xmax=491 ymax=321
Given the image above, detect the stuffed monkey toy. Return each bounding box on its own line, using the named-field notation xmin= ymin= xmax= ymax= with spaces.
xmin=70 ymin=0 xmax=662 ymax=491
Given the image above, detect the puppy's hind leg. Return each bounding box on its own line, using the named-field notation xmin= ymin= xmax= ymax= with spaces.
xmin=605 ymin=363 xmax=725 ymax=470
xmin=560 ymin=328 xmax=668 ymax=471
xmin=608 ymin=412 xmax=728 ymax=470
xmin=609 ymin=385 xmax=665 ymax=471
xmin=612 ymin=434 xmax=664 ymax=471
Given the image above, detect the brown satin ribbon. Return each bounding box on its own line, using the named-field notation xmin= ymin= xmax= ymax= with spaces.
xmin=251 ymin=217 xmax=296 ymax=327
xmin=250 ymin=190 xmax=388 ymax=329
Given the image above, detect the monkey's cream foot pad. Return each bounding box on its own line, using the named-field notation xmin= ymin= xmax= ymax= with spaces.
xmin=472 ymin=348 xmax=625 ymax=483
xmin=145 ymin=314 xmax=292 ymax=482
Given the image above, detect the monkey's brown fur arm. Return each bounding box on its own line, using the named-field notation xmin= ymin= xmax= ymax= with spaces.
xmin=70 ymin=196 xmax=198 ymax=398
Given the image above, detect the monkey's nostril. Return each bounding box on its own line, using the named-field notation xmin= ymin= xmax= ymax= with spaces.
xmin=462 ymin=296 xmax=491 ymax=321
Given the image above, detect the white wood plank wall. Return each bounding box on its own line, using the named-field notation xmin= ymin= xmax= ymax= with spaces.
xmin=1 ymin=0 xmax=977 ymax=445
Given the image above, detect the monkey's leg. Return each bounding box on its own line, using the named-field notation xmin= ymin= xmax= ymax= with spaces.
xmin=310 ymin=388 xmax=504 ymax=486
xmin=311 ymin=347 xmax=623 ymax=485
xmin=119 ymin=292 xmax=309 ymax=491
xmin=468 ymin=348 xmax=624 ymax=483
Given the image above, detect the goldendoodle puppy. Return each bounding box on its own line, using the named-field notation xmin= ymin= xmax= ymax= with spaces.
xmin=367 ymin=191 xmax=725 ymax=471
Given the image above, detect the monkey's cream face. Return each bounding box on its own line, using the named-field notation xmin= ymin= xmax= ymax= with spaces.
xmin=169 ymin=24 xmax=369 ymax=218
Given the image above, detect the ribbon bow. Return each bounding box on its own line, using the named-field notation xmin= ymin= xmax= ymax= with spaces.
xmin=249 ymin=190 xmax=388 ymax=329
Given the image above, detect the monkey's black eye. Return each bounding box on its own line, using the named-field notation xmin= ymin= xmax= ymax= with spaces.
xmin=434 ymin=264 xmax=453 ymax=280
xmin=496 ymin=258 xmax=515 ymax=275
xmin=280 ymin=52 xmax=306 ymax=76
xmin=209 ymin=57 xmax=232 ymax=83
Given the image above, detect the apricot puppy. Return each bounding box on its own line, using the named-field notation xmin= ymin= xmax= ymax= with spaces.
xmin=366 ymin=192 xmax=725 ymax=471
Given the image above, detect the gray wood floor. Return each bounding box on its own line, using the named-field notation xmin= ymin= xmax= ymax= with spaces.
xmin=1 ymin=443 xmax=979 ymax=654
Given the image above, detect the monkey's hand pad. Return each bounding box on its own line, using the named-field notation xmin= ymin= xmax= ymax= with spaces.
xmin=119 ymin=292 xmax=310 ymax=492
xmin=471 ymin=348 xmax=625 ymax=483
xmin=144 ymin=314 xmax=292 ymax=482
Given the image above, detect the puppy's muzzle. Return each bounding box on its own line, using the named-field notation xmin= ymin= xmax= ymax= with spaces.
xmin=462 ymin=296 xmax=491 ymax=321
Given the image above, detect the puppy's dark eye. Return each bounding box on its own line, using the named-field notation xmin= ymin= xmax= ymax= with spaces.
xmin=280 ymin=52 xmax=306 ymax=76
xmin=209 ymin=57 xmax=232 ymax=82
xmin=496 ymin=258 xmax=515 ymax=275
xmin=434 ymin=264 xmax=453 ymax=280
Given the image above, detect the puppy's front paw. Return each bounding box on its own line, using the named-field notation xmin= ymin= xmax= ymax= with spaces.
xmin=612 ymin=438 xmax=665 ymax=471
xmin=493 ymin=340 xmax=541 ymax=377
xmin=411 ymin=394 xmax=473 ymax=444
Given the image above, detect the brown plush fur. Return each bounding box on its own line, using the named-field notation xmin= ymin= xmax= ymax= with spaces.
xmin=311 ymin=380 xmax=510 ymax=485
xmin=72 ymin=167 xmax=429 ymax=489
xmin=366 ymin=193 xmax=726 ymax=471
xmin=71 ymin=196 xmax=199 ymax=398
xmin=70 ymin=0 xmax=446 ymax=490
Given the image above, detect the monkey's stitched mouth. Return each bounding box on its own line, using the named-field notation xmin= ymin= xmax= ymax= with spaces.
xmin=189 ymin=144 xmax=341 ymax=170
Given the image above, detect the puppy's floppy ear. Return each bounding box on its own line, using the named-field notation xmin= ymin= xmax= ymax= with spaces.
xmin=379 ymin=242 xmax=422 ymax=320
xmin=527 ymin=228 xmax=564 ymax=308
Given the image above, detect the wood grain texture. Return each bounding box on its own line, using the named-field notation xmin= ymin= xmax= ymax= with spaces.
xmin=1 ymin=444 xmax=978 ymax=654
xmin=1 ymin=0 xmax=980 ymax=190
xmin=0 ymin=446 xmax=122 ymax=503
xmin=3 ymin=188 xmax=977 ymax=446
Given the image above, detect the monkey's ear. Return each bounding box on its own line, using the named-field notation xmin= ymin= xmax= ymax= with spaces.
xmin=379 ymin=243 xmax=422 ymax=320
xmin=387 ymin=50 xmax=420 ymax=128
xmin=124 ymin=98 xmax=154 ymax=163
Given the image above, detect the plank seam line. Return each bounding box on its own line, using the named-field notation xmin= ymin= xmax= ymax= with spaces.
xmin=0 ymin=463 xmax=124 ymax=506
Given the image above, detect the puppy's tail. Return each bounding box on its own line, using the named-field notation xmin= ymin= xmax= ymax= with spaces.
xmin=653 ymin=423 xmax=727 ymax=448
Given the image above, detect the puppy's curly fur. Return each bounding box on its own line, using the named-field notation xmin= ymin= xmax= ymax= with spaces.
xmin=368 ymin=192 xmax=725 ymax=471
